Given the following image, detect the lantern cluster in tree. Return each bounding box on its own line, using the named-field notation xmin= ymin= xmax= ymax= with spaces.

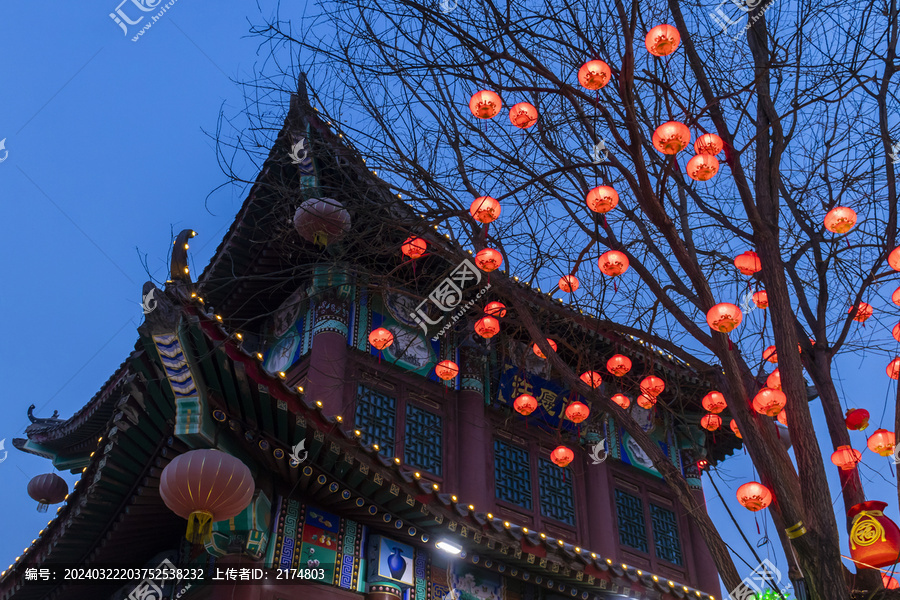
xmin=753 ymin=290 xmax=769 ymax=309
xmin=598 ymin=250 xmax=630 ymax=276
xmin=580 ymin=371 xmax=603 ymax=388
xmin=586 ymin=186 xmax=620 ymax=213
xmin=701 ymin=414 xmax=722 ymax=431
xmin=706 ymin=303 xmax=742 ymax=333
xmin=730 ymin=419 xmax=742 ymax=439
xmin=888 ymin=357 xmax=900 ymax=380
xmin=763 ymin=345 xmax=778 ymax=363
xmin=485 ymin=301 xmax=507 ymax=317
xmin=752 ymin=388 xmax=786 ymax=417
xmin=848 ymin=501 xmax=900 ymax=569
xmin=612 ymin=393 xmax=631 ymax=409
xmin=533 ymin=338 xmax=558 ymax=359
xmin=652 ymin=121 xmax=690 ymax=154
xmin=565 ymin=401 xmax=590 ymax=424
xmin=435 ymin=360 xmax=459 ymax=381
xmin=470 ymin=196 xmax=501 ymax=224
xmin=510 ymin=102 xmax=538 ymax=129
xmin=293 ymin=198 xmax=351 ymax=247
xmin=474 ymin=316 xmax=500 ymax=339
xmin=824 ymin=207 xmax=857 ymax=234
xmin=577 ymin=60 xmax=612 ymax=90
xmin=551 ymin=445 xmax=575 ymax=467
xmin=607 ymin=354 xmax=632 ymax=376
xmin=402 ymin=236 xmax=427 ymax=260
xmin=469 ymin=90 xmax=502 ymax=119
xmin=766 ymin=369 xmax=781 ymax=390
xmin=850 ymin=302 xmax=873 ymax=323
xmin=475 ymin=248 xmax=503 ymax=272
xmin=637 ymin=393 xmax=657 ymax=409
xmin=734 ymin=251 xmax=762 ymax=276
xmin=645 ymin=24 xmax=680 ymax=56
xmin=845 ymin=408 xmax=870 ymax=431
xmin=830 ymin=445 xmax=862 ymax=470
xmin=867 ymin=429 xmax=895 ymax=457
xmin=736 ymin=482 xmax=772 ymax=511
xmin=694 ymin=133 xmax=724 ymax=155
xmin=368 ymin=327 xmax=394 ymax=350
xmin=27 ymin=473 xmax=68 ymax=512
xmin=686 ymin=154 xmax=719 ymax=182
xmin=514 ymin=394 xmax=537 ymax=416
xmin=640 ymin=375 xmax=665 ymax=398
xmin=701 ymin=391 xmax=727 ymax=414
xmin=559 ymin=275 xmax=580 ymax=293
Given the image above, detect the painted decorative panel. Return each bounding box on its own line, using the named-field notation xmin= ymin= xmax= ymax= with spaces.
xmin=405 ymin=403 xmax=443 ymax=476
xmin=614 ymin=490 xmax=648 ymax=553
xmin=494 ymin=440 xmax=532 ymax=509
xmin=354 ymin=385 xmax=397 ymax=456
xmin=538 ymin=459 xmax=575 ymax=526
xmin=650 ymin=504 xmax=683 ymax=565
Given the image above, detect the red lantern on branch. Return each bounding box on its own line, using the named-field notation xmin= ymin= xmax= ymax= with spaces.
xmin=640 ymin=376 xmax=665 ymax=398
xmin=559 ymin=275 xmax=580 ymax=293
xmin=888 ymin=357 xmax=900 ymax=380
xmin=891 ymin=246 xmax=900 ymax=271
xmin=652 ymin=121 xmax=690 ymax=154
xmin=848 ymin=501 xmax=900 ymax=568
xmin=753 ymin=290 xmax=769 ymax=309
xmin=845 ymin=408 xmax=870 ymax=431
xmin=892 ymin=323 xmax=900 ymax=343
xmin=485 ymin=301 xmax=507 ymax=317
xmin=435 ymin=360 xmax=459 ymax=381
xmin=831 ymin=445 xmax=862 ymax=470
xmin=598 ymin=250 xmax=630 ymax=276
xmin=686 ymin=154 xmax=719 ymax=181
xmin=824 ymin=207 xmax=857 ymax=234
xmin=469 ymin=90 xmax=502 ymax=119
xmin=700 ymin=414 xmax=722 ymax=431
xmin=701 ymin=391 xmax=727 ymax=414
xmin=401 ymin=237 xmax=427 ymax=259
xmin=586 ymin=186 xmax=620 ymax=213
xmin=606 ymin=354 xmax=633 ymax=376
xmin=706 ymin=303 xmax=743 ymax=333
xmin=645 ymin=24 xmax=680 ymax=56
xmin=766 ymin=369 xmax=782 ymax=390
xmin=533 ymin=339 xmax=558 ymax=359
xmin=867 ymin=429 xmax=896 ymax=457
xmin=612 ymin=394 xmax=631 ymax=409
xmin=883 ymin=575 xmax=899 ymax=590
xmin=474 ymin=316 xmax=500 ymax=339
xmin=514 ymin=394 xmax=538 ymax=416
xmin=293 ymin=198 xmax=351 ymax=247
xmin=510 ymin=102 xmax=538 ymax=129
xmin=580 ymin=371 xmax=603 ymax=388
xmin=368 ymin=327 xmax=394 ymax=350
xmin=565 ymin=401 xmax=590 ymax=424
xmin=753 ymin=388 xmax=787 ymax=417
xmin=475 ymin=248 xmax=503 ymax=272
xmin=763 ymin=345 xmax=778 ymax=363
xmin=578 ymin=60 xmax=612 ymax=90
xmin=736 ymin=482 xmax=772 ymax=511
xmin=694 ymin=133 xmax=724 ymax=155
xmin=893 ymin=286 xmax=900 ymax=307
xmin=850 ymin=302 xmax=873 ymax=323
xmin=730 ymin=419 xmax=742 ymax=439
xmin=637 ymin=394 xmax=657 ymax=409
xmin=734 ymin=251 xmax=762 ymax=276
xmin=551 ymin=446 xmax=575 ymax=467
xmin=470 ymin=196 xmax=501 ymax=224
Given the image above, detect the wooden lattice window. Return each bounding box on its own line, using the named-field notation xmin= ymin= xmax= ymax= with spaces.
xmin=615 ymin=489 xmax=648 ymax=552
xmin=494 ymin=440 xmax=532 ymax=509
xmin=405 ymin=403 xmax=443 ymax=475
xmin=354 ymin=385 xmax=396 ymax=456
xmin=538 ymin=458 xmax=575 ymax=526
xmin=651 ymin=504 xmax=683 ymax=565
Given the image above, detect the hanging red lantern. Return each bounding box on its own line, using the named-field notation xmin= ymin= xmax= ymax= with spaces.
xmin=766 ymin=369 xmax=782 ymax=390
xmin=892 ymin=286 xmax=900 ymax=307
xmin=652 ymin=121 xmax=690 ymax=154
xmin=368 ymin=327 xmax=394 ymax=350
xmin=611 ymin=394 xmax=631 ymax=409
xmin=848 ymin=501 xmax=900 ymax=568
xmin=580 ymin=371 xmax=603 ymax=388
xmin=514 ymin=394 xmax=538 ymax=416
xmin=637 ymin=393 xmax=657 ymax=409
xmin=700 ymin=414 xmax=722 ymax=431
xmin=889 ymin=246 xmax=900 ymax=271
xmin=565 ymin=401 xmax=590 ymax=424
xmin=645 ymin=24 xmax=680 ymax=56
xmin=892 ymin=323 xmax=900 ymax=342
xmin=701 ymin=391 xmax=727 ymax=414
xmin=27 ymin=474 xmax=68 ymax=512
xmin=845 ymin=408 xmax=870 ymax=431
xmin=753 ymin=290 xmax=769 ymax=309
xmin=551 ymin=446 xmax=575 ymax=467
xmin=470 ymin=196 xmax=501 ymax=224
xmin=577 ymin=60 xmax=612 ymax=89
xmin=586 ymin=186 xmax=620 ymax=213
xmin=831 ymin=445 xmax=862 ymax=470
xmin=474 ymin=316 xmax=500 ymax=339
xmin=533 ymin=339 xmax=558 ymax=359
xmin=475 ymin=248 xmax=503 ymax=272
xmin=883 ymin=574 xmax=899 ymax=590
xmin=752 ymin=388 xmax=787 ymax=417
xmin=686 ymin=154 xmax=719 ymax=181
xmin=696 ymin=458 xmax=709 ymax=471
xmin=867 ymin=429 xmax=896 ymax=457
xmin=824 ymin=207 xmax=857 ymax=234
xmin=293 ymin=198 xmax=351 ymax=247
xmin=888 ymin=357 xmax=900 ymax=380
xmin=484 ymin=301 xmax=507 ymax=317
xmin=510 ymin=102 xmax=538 ymax=129
xmin=598 ymin=250 xmax=630 ymax=276
xmin=694 ymin=133 xmax=724 ymax=156
xmin=435 ymin=360 xmax=459 ymax=381
xmin=401 ymin=236 xmax=427 ymax=259
xmin=640 ymin=375 xmax=665 ymax=398
xmin=736 ymin=482 xmax=772 ymax=511
xmin=734 ymin=251 xmax=762 ymax=276
xmin=776 ymin=408 xmax=788 ymax=427
xmin=763 ymin=345 xmax=778 ymax=363
xmin=559 ymin=275 xmax=580 ymax=293
xmin=469 ymin=90 xmax=502 ymax=119
xmin=730 ymin=419 xmax=742 ymax=439
xmin=606 ymin=354 xmax=632 ymax=376
xmin=850 ymin=302 xmax=874 ymax=323
xmin=706 ymin=303 xmax=743 ymax=333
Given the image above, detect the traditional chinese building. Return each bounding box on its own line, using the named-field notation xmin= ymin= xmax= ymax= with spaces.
xmin=1 ymin=75 xmax=736 ymax=600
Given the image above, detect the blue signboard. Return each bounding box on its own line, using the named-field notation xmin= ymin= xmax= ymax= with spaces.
xmin=496 ymin=363 xmax=577 ymax=432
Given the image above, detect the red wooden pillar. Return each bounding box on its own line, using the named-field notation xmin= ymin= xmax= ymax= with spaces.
xmin=456 ymin=344 xmax=491 ymax=510
xmin=305 ymin=287 xmax=351 ymax=417
xmin=583 ymin=459 xmax=619 ymax=558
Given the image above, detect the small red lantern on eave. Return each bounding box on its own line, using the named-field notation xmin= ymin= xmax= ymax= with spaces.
xmin=533 ymin=339 xmax=558 ymax=359
xmin=694 ymin=133 xmax=724 ymax=156
xmin=640 ymin=376 xmax=665 ymax=398
xmin=598 ymin=250 xmax=630 ymax=276
xmin=586 ymin=186 xmax=620 ymax=214
xmin=706 ymin=303 xmax=742 ymax=333
xmin=892 ymin=286 xmax=900 ymax=307
xmin=776 ymin=409 xmax=787 ymax=427
xmin=578 ymin=60 xmax=612 ymax=90
xmin=824 ymin=207 xmax=857 ymax=234
xmin=700 ymin=414 xmax=722 ymax=431
xmin=730 ymin=419 xmax=742 ymax=439
xmin=849 ymin=302 xmax=873 ymax=323
xmin=891 ymin=246 xmax=900 ymax=271
xmin=559 ymin=275 xmax=580 ymax=293
xmin=484 ymin=301 xmax=507 ymax=318
xmin=752 ymin=388 xmax=786 ymax=417
xmin=848 ymin=501 xmax=900 ymax=568
xmin=867 ymin=429 xmax=896 ymax=457
xmin=565 ymin=401 xmax=590 ymax=424
xmin=830 ymin=445 xmax=862 ymax=470
xmin=580 ymin=371 xmax=603 ymax=388
xmin=551 ymin=445 xmax=575 ymax=468
xmin=611 ymin=394 xmax=631 ymax=409
xmin=652 ymin=121 xmax=690 ymax=154
xmin=510 ymin=102 xmax=538 ymax=129
xmin=845 ymin=408 xmax=870 ymax=431
xmin=435 ymin=360 xmax=459 ymax=381
xmin=469 ymin=90 xmax=502 ymax=119
xmin=401 ymin=236 xmax=427 ymax=260
xmin=368 ymin=327 xmax=394 ymax=350
xmin=701 ymin=391 xmax=727 ymax=414
xmin=474 ymin=316 xmax=500 ymax=339
xmin=645 ymin=24 xmax=680 ymax=56
xmin=763 ymin=345 xmax=778 ymax=363
xmin=470 ymin=196 xmax=501 ymax=224
xmin=475 ymin=248 xmax=503 ymax=272
xmin=888 ymin=357 xmax=900 ymax=380
xmin=734 ymin=251 xmax=762 ymax=276
xmin=514 ymin=394 xmax=538 ymax=416
xmin=753 ymin=290 xmax=769 ymax=309
xmin=27 ymin=474 xmax=68 ymax=512
xmin=766 ymin=369 xmax=782 ymax=390
xmin=606 ymin=354 xmax=632 ymax=377
xmin=637 ymin=393 xmax=657 ymax=409
xmin=686 ymin=154 xmax=719 ymax=181
xmin=736 ymin=482 xmax=772 ymax=511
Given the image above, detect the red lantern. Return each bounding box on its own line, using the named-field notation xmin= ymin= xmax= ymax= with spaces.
xmin=435 ymin=360 xmax=459 ymax=381
xmin=753 ymin=290 xmax=769 ymax=309
xmin=27 ymin=474 xmax=68 ymax=512
xmin=510 ymin=102 xmax=538 ymax=129
xmin=697 ymin=458 xmax=709 ymax=471
xmin=694 ymin=133 xmax=724 ymax=156
xmin=730 ymin=419 xmax=742 ymax=439
xmin=867 ymin=429 xmax=896 ymax=457
xmin=533 ymin=339 xmax=558 ymax=359
xmin=701 ymin=391 xmax=727 ymax=414
xmin=514 ymin=394 xmax=538 ymax=416
xmin=686 ymin=154 xmax=719 ymax=181
xmin=565 ymin=401 xmax=590 ymax=424
xmin=824 ymin=207 xmax=857 ymax=234
xmin=736 ymin=482 xmax=772 ymax=511
xmin=752 ymin=388 xmax=786 ymax=417
xmin=890 ymin=246 xmax=900 ymax=271
xmin=652 ymin=121 xmax=690 ymax=154
xmin=559 ymin=275 xmax=580 ymax=293
xmin=485 ymin=301 xmax=507 ymax=317
xmin=606 ymin=354 xmax=632 ymax=376
xmin=640 ymin=375 xmax=665 ymax=398
xmin=598 ymin=250 xmax=630 ymax=276
xmin=470 ymin=196 xmax=501 ymax=224
xmin=893 ymin=322 xmax=900 ymax=343
xmin=551 ymin=445 xmax=575 ymax=467
xmin=831 ymin=445 xmax=862 ymax=470
xmin=469 ymin=90 xmax=502 ymax=119
xmin=586 ymin=186 xmax=620 ymax=213
xmin=293 ymin=197 xmax=351 ymax=246
xmin=850 ymin=302 xmax=874 ymax=323
xmin=368 ymin=327 xmax=394 ymax=350
xmin=734 ymin=251 xmax=762 ymax=276
xmin=888 ymin=357 xmax=900 ymax=380
xmin=580 ymin=371 xmax=603 ymax=388
xmin=701 ymin=414 xmax=722 ymax=431
xmin=645 ymin=24 xmax=680 ymax=56
xmin=766 ymin=369 xmax=782 ymax=390
xmin=637 ymin=393 xmax=657 ymax=409
xmin=474 ymin=316 xmax=500 ymax=339
xmin=845 ymin=408 xmax=870 ymax=431
xmin=706 ymin=303 xmax=743 ymax=333
xmin=777 ymin=408 xmax=787 ymax=427
xmin=848 ymin=501 xmax=900 ymax=568
xmin=578 ymin=60 xmax=612 ymax=89
xmin=892 ymin=286 xmax=900 ymax=307
xmin=763 ymin=345 xmax=778 ymax=363
xmin=611 ymin=394 xmax=631 ymax=409
xmin=475 ymin=248 xmax=503 ymax=272
xmin=401 ymin=236 xmax=427 ymax=259
xmin=160 ymin=449 xmax=255 ymax=543
xmin=883 ymin=574 xmax=899 ymax=590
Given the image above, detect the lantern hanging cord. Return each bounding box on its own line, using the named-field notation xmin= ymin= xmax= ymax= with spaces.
xmin=706 ymin=469 xmax=765 ymax=570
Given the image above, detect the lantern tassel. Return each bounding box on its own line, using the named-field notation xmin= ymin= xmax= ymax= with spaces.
xmin=186 ymin=510 xmax=215 ymax=545
xmin=614 ymin=280 xmax=618 ymax=293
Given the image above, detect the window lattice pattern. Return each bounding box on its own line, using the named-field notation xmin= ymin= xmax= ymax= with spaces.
xmin=651 ymin=504 xmax=683 ymax=565
xmin=615 ymin=490 xmax=648 ymax=552
xmin=538 ymin=459 xmax=575 ymax=525
xmin=354 ymin=386 xmax=396 ymax=456
xmin=405 ymin=404 xmax=443 ymax=475
xmin=494 ymin=440 xmax=532 ymax=509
